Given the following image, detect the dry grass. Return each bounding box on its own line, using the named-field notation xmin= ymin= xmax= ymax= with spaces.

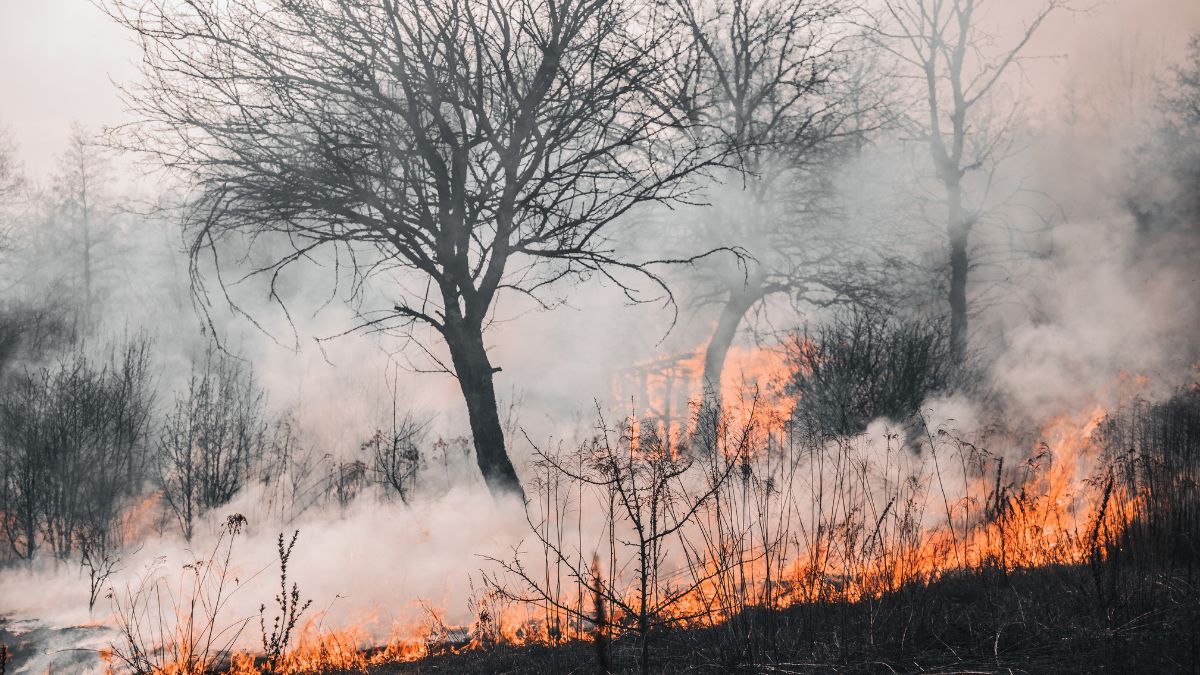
xmin=97 ymin=388 xmax=1200 ymax=674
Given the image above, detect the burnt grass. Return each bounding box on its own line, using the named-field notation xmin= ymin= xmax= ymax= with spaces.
xmin=351 ymin=561 xmax=1200 ymax=674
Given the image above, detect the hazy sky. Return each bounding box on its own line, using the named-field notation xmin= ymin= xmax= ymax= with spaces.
xmin=2 ymin=0 xmax=1199 ymax=176
xmin=1 ymin=0 xmax=137 ymax=175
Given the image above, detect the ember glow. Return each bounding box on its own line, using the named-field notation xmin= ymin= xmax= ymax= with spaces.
xmin=614 ymin=343 xmax=794 ymax=438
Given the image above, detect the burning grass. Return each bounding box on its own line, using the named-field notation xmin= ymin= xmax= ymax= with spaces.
xmin=91 ymin=385 xmax=1200 ymax=674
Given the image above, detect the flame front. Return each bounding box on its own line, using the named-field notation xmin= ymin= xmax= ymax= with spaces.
xmin=116 ymin=352 xmax=1160 ymax=675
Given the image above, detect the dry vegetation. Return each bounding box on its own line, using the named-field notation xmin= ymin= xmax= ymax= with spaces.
xmin=0 ymin=300 xmax=1197 ymax=675
xmin=47 ymin=380 xmax=1195 ymax=674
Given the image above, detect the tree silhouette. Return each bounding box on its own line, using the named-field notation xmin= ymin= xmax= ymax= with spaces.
xmin=104 ymin=0 xmax=720 ymax=499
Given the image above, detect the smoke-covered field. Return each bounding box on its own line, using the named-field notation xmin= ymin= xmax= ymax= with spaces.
xmin=0 ymin=0 xmax=1198 ymax=673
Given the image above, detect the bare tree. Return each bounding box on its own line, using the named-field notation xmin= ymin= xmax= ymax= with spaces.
xmin=53 ymin=124 xmax=119 ymax=330
xmin=867 ymin=0 xmax=1068 ymax=364
xmin=75 ymin=340 xmax=155 ymax=610
xmin=667 ymin=0 xmax=885 ymax=417
xmin=80 ymin=529 xmax=138 ymax=614
xmin=0 ymin=373 xmax=43 ymax=561
xmin=104 ymin=0 xmax=720 ymax=501
xmin=362 ymin=416 xmax=425 ymax=505
xmin=0 ymin=123 xmax=23 ymax=235
xmin=1128 ymin=35 xmax=1200 ymax=235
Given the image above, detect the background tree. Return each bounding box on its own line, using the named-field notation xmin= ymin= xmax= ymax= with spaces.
xmin=105 ymin=0 xmax=718 ymax=501
xmin=668 ymin=0 xmax=885 ymax=416
xmin=868 ymin=0 xmax=1068 ymax=365
xmin=0 ymin=123 xmax=23 ymax=232
xmin=1128 ymin=35 xmax=1200 ymax=235
xmin=0 ymin=338 xmax=154 ymax=563
xmin=0 ymin=122 xmax=27 ymax=268
xmin=52 ymin=124 xmax=120 ymax=330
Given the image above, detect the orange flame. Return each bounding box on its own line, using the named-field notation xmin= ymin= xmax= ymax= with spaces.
xmin=613 ymin=343 xmax=795 ymax=439
xmin=116 ymin=352 xmax=1163 ymax=675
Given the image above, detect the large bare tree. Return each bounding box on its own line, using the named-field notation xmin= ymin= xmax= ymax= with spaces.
xmin=103 ymin=0 xmax=716 ymax=500
xmin=868 ymin=0 xmax=1067 ymax=365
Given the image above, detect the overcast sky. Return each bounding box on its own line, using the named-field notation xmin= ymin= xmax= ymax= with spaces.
xmin=2 ymin=0 xmax=1200 ymax=177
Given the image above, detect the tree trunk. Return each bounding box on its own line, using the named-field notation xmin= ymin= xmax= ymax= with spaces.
xmin=78 ymin=161 xmax=94 ymax=331
xmin=638 ymin=537 xmax=650 ymax=675
xmin=946 ymin=181 xmax=969 ymax=367
xmin=445 ymin=320 xmax=526 ymax=501
xmin=700 ymin=280 xmax=767 ymax=423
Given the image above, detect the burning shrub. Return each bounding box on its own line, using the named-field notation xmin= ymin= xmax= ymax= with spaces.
xmin=259 ymin=530 xmax=312 ymax=670
xmin=486 ymin=408 xmax=753 ymax=675
xmin=786 ymin=308 xmax=954 ymax=439
xmin=473 ymin=399 xmax=1136 ymax=672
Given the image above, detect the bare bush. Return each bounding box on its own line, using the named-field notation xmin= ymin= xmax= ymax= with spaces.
xmin=79 ymin=532 xmax=131 ymax=613
xmin=361 ymin=415 xmax=426 ymax=505
xmin=787 ymin=308 xmax=953 ymax=440
xmin=157 ymin=346 xmax=269 ymax=541
xmin=109 ymin=514 xmax=252 ymax=675
xmin=259 ymin=530 xmax=312 ymax=670
xmin=0 ymin=337 xmax=154 ymax=565
xmin=487 ymin=407 xmax=746 ymax=674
